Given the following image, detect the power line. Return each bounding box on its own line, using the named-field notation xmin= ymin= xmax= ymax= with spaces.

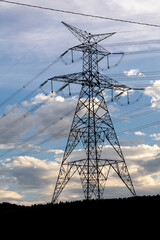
xmin=1 ymin=0 xmax=160 ymax=28
xmin=104 ymin=39 xmax=160 ymax=47
xmin=2 ymin=107 xmax=158 ymax=159
xmin=0 ymin=55 xmax=60 ymax=108
xmin=0 ymin=108 xmax=74 ymax=158
xmin=0 ymin=85 xmax=41 ymax=120
xmin=107 ymin=70 xmax=160 ymax=77
xmin=0 ymin=83 xmax=68 ymax=137
xmin=118 ymin=119 xmax=160 ymax=136
xmin=1 ymin=92 xmax=159 ymax=159
xmin=124 ymin=49 xmax=160 ymax=55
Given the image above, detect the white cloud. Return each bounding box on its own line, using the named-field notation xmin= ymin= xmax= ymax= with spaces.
xmin=124 ymin=69 xmax=144 ymax=76
xmin=31 ymin=92 xmax=56 ymax=104
xmin=134 ymin=131 xmax=146 ymax=136
xmin=0 ymin=189 xmax=23 ymax=200
xmin=55 ymin=96 xmax=65 ymax=102
xmin=150 ymin=133 xmax=160 ymax=141
xmin=122 ymin=144 xmax=160 ymax=161
xmin=112 ymin=0 xmax=160 ymax=16
xmin=3 ymin=155 xmax=59 ymax=170
xmin=145 ymin=80 xmax=160 ymax=110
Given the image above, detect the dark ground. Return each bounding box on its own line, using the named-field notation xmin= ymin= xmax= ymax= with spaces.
xmin=0 ymin=195 xmax=160 ymax=237
xmin=1 ymin=195 xmax=160 ymax=218
xmin=0 ymin=195 xmax=159 ymax=234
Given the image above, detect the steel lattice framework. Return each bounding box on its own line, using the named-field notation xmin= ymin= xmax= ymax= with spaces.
xmin=50 ymin=22 xmax=143 ymax=203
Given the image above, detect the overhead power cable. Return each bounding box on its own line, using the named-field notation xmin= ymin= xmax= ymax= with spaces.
xmin=124 ymin=49 xmax=160 ymax=55
xmin=117 ymin=119 xmax=160 ymax=136
xmin=9 ymin=114 xmax=160 ymax=159
xmin=0 ymin=108 xmax=74 ymax=158
xmin=104 ymin=39 xmax=160 ymax=47
xmin=0 ymin=82 xmax=69 ymax=137
xmin=1 ymin=0 xmax=160 ymax=28
xmin=1 ymin=95 xmax=159 ymax=159
xmin=0 ymin=85 xmax=40 ymax=120
xmin=0 ymin=55 xmax=60 ymax=109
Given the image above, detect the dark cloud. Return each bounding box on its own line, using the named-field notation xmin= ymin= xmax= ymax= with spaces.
xmin=120 ymin=139 xmax=144 ymax=146
xmin=141 ymin=156 xmax=160 ymax=174
xmin=0 ymin=94 xmax=76 ymax=151
xmin=10 ymin=167 xmax=52 ymax=190
xmin=0 ymin=155 xmax=59 ymax=203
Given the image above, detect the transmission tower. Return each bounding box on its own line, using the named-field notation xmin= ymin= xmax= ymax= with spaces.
xmin=50 ymin=22 xmax=143 ymax=203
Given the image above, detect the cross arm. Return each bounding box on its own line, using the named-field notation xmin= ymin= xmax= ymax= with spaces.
xmin=98 ymin=74 xmax=144 ymax=91
xmin=48 ymin=72 xmax=86 ymax=85
xmin=69 ymin=43 xmax=111 ymax=56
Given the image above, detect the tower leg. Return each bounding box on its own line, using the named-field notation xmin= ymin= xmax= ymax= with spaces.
xmin=97 ymin=90 xmax=136 ymax=196
xmin=52 ymin=162 xmax=77 ymax=203
xmin=52 ymin=86 xmax=89 ymax=203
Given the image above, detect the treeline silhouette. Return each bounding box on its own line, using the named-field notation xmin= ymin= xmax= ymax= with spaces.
xmin=1 ymin=195 xmax=160 ymax=220
xmin=1 ymin=195 xmax=158 ymax=236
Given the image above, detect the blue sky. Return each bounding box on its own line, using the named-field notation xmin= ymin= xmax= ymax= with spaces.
xmin=1 ymin=0 xmax=160 ymax=205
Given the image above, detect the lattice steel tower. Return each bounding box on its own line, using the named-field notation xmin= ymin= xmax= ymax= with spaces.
xmin=50 ymin=22 xmax=140 ymax=203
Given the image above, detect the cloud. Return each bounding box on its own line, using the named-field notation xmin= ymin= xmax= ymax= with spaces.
xmin=0 ymin=106 xmax=36 ymax=145
xmin=141 ymin=156 xmax=160 ymax=174
xmin=1 ymin=0 xmax=159 ymax=92
xmin=61 ymin=143 xmax=160 ymax=198
xmin=0 ymin=189 xmax=23 ymax=201
xmin=0 ymin=155 xmax=60 ymax=203
xmin=120 ymin=139 xmax=144 ymax=146
xmin=32 ymin=94 xmax=76 ymax=139
xmin=0 ymin=93 xmax=77 ymax=152
xmin=52 ymin=143 xmax=160 ymax=164
xmin=150 ymin=133 xmax=160 ymax=141
xmin=134 ymin=131 xmax=146 ymax=136
xmin=0 ymin=154 xmax=81 ymax=204
xmin=113 ymin=0 xmax=160 ymax=18
xmin=124 ymin=69 xmax=144 ymax=76
xmin=122 ymin=144 xmax=160 ymax=161
xmin=1 ymin=143 xmax=160 ymax=204
xmin=145 ymin=80 xmax=160 ymax=110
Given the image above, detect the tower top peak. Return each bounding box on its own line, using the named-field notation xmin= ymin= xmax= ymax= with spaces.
xmin=62 ymin=21 xmax=116 ymax=44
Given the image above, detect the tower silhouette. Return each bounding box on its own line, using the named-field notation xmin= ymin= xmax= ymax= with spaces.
xmin=50 ymin=22 xmax=141 ymax=203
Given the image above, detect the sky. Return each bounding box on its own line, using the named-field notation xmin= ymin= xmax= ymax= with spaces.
xmin=1 ymin=0 xmax=160 ymax=205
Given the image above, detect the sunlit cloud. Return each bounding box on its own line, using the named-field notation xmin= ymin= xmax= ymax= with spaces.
xmin=134 ymin=131 xmax=146 ymax=136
